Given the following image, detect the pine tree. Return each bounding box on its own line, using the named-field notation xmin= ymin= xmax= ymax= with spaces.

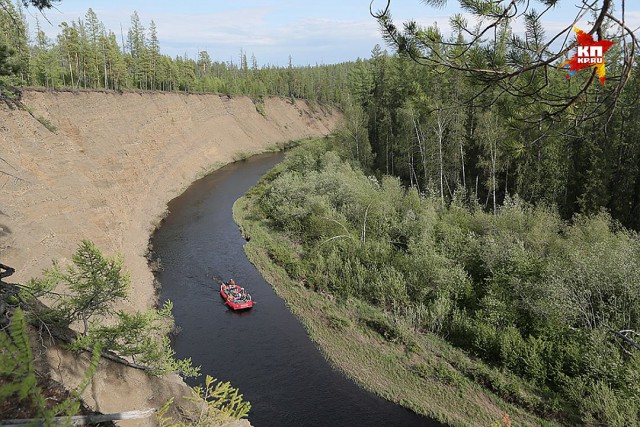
xmin=126 ymin=11 xmax=145 ymax=88
xmin=57 ymin=21 xmax=81 ymax=87
xmin=147 ymin=20 xmax=160 ymax=89
xmin=29 ymin=240 xmax=130 ymax=335
xmin=84 ymin=8 xmax=104 ymax=87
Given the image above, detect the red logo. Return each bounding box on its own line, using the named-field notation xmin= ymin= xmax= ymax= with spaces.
xmin=560 ymin=27 xmax=614 ymax=86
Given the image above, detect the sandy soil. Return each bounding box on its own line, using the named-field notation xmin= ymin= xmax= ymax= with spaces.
xmin=0 ymin=90 xmax=339 ymax=425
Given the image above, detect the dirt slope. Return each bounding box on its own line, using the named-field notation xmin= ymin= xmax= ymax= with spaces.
xmin=0 ymin=90 xmax=339 ymax=425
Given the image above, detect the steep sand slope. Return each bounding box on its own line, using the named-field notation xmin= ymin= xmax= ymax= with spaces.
xmin=0 ymin=90 xmax=338 ymax=425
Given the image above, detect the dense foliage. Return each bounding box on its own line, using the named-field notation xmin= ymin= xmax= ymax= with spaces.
xmin=249 ymin=140 xmax=640 ymax=425
xmin=0 ymin=3 xmax=352 ymax=102
xmin=343 ymin=41 xmax=640 ymax=230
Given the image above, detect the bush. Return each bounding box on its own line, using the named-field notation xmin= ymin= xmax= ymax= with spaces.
xmin=471 ymin=321 xmax=500 ymax=359
xmin=432 ymin=362 xmax=465 ymax=386
xmin=266 ymin=238 xmax=302 ymax=278
xmin=499 ymin=327 xmax=526 ymax=372
xmin=579 ymin=380 xmax=640 ymax=426
xmin=327 ymin=314 xmax=351 ymax=330
xmin=363 ymin=316 xmax=403 ymax=343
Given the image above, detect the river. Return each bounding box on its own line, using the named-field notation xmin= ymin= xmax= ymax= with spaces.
xmin=154 ymin=151 xmax=436 ymax=426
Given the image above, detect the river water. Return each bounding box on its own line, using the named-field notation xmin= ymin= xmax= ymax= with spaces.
xmin=154 ymin=152 xmax=437 ymax=426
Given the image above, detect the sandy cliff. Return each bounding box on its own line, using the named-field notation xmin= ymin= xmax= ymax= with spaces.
xmin=0 ymin=90 xmax=339 ymax=425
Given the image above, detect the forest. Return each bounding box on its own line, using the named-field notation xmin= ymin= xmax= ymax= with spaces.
xmin=0 ymin=2 xmax=353 ymax=102
xmin=341 ymin=44 xmax=640 ymax=231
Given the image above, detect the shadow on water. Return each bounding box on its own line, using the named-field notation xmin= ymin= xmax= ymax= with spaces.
xmin=153 ymin=152 xmax=440 ymax=427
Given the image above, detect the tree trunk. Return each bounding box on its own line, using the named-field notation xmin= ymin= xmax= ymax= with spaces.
xmin=491 ymin=138 xmax=497 ymax=214
xmin=438 ymin=116 xmax=445 ymax=205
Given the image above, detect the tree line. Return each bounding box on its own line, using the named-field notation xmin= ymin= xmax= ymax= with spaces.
xmin=0 ymin=3 xmax=353 ymax=103
xmin=341 ymin=40 xmax=640 ymax=231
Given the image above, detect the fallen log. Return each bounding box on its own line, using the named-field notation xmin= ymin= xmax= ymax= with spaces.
xmin=604 ymin=324 xmax=640 ymax=351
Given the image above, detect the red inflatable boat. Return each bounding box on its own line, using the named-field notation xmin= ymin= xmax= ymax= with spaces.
xmin=220 ymin=280 xmax=254 ymax=310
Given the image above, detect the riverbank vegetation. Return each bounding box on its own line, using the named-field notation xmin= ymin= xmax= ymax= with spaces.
xmin=235 ymin=138 xmax=640 ymax=426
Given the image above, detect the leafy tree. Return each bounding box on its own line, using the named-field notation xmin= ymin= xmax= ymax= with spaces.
xmin=24 ymin=241 xmax=198 ymax=378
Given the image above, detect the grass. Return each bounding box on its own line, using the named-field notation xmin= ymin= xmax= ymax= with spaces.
xmin=21 ymin=104 xmax=57 ymax=132
xmin=232 ymin=151 xmax=253 ymax=162
xmin=233 ymin=195 xmax=561 ymax=427
xmin=36 ymin=115 xmax=57 ymax=132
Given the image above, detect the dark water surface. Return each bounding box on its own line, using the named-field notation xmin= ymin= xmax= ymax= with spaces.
xmin=154 ymin=152 xmax=438 ymax=427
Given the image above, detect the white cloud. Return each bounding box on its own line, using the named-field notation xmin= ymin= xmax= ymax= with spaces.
xmin=25 ymin=1 xmax=639 ymax=66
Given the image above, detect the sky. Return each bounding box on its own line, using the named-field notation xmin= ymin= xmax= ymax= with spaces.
xmin=22 ymin=0 xmax=640 ymax=67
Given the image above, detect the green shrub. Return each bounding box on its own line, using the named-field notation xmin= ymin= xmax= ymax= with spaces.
xmin=471 ymin=321 xmax=500 ymax=359
xmin=266 ymin=238 xmax=302 ymax=278
xmin=499 ymin=326 xmax=526 ymax=372
xmin=579 ymin=380 xmax=639 ymax=426
xmin=363 ymin=316 xmax=403 ymax=343
xmin=327 ymin=313 xmax=351 ymax=330
xmin=414 ymin=362 xmax=432 ymax=379
xmin=432 ymin=362 xmax=465 ymax=386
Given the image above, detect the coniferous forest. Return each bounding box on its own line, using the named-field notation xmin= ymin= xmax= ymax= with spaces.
xmin=0 ymin=3 xmax=352 ymax=102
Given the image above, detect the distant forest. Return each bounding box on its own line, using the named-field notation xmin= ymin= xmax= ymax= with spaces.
xmin=0 ymin=3 xmax=352 ymax=102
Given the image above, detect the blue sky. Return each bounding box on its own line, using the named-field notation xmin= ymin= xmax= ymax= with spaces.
xmin=24 ymin=1 xmax=640 ymax=66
